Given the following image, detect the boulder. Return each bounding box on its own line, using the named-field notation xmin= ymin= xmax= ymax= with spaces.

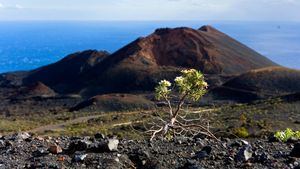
xmin=236 ymin=146 xmax=252 ymax=162
xmin=49 ymin=144 xmax=63 ymax=154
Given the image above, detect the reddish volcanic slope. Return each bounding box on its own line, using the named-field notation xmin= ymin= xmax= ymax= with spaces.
xmin=80 ymin=25 xmax=277 ymax=94
xmin=89 ymin=25 xmax=276 ymax=76
xmin=21 ymin=81 xmax=56 ymax=97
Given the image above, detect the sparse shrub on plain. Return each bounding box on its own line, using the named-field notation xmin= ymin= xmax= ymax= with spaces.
xmin=147 ymin=69 xmax=218 ymax=141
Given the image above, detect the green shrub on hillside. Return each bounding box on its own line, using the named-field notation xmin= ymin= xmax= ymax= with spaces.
xmin=274 ymin=128 xmax=300 ymax=142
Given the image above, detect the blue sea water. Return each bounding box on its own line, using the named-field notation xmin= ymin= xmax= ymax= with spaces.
xmin=0 ymin=21 xmax=299 ymax=73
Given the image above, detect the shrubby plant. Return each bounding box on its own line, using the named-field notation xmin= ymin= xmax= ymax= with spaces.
xmin=147 ymin=69 xmax=218 ymax=141
xmin=233 ymin=127 xmax=249 ymax=138
xmin=274 ymin=128 xmax=300 ymax=142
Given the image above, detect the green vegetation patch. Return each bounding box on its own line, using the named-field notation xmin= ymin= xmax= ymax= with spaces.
xmin=274 ymin=128 xmax=300 ymax=142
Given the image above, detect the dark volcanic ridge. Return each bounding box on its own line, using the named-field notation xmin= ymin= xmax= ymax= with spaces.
xmin=208 ymin=67 xmax=300 ymax=102
xmin=24 ymin=50 xmax=109 ymax=94
xmin=224 ymin=67 xmax=300 ymax=96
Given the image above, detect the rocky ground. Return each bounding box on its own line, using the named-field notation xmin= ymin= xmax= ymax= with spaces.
xmin=0 ymin=133 xmax=300 ymax=169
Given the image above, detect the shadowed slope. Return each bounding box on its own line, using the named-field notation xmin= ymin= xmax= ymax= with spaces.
xmin=222 ymin=67 xmax=300 ymax=97
xmin=24 ymin=50 xmax=109 ymax=93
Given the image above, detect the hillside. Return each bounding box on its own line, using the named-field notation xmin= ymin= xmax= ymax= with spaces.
xmin=23 ymin=50 xmax=109 ymax=93
xmin=1 ymin=25 xmax=298 ymax=115
xmin=224 ymin=67 xmax=300 ymax=95
xmin=89 ymin=25 xmax=276 ymax=75
xmin=17 ymin=81 xmax=56 ymax=98
xmin=211 ymin=67 xmax=300 ymax=102
xmin=78 ymin=25 xmax=277 ymax=95
xmin=19 ymin=25 xmax=277 ymax=96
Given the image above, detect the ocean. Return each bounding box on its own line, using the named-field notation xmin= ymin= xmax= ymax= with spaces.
xmin=0 ymin=21 xmax=299 ymax=73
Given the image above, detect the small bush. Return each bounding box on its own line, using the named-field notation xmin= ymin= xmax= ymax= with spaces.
xmin=149 ymin=69 xmax=217 ymax=141
xmin=234 ymin=127 xmax=249 ymax=138
xmin=274 ymin=128 xmax=300 ymax=142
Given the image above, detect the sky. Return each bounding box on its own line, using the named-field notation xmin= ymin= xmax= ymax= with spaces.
xmin=0 ymin=0 xmax=299 ymax=21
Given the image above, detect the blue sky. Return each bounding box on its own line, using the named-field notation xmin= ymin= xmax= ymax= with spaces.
xmin=0 ymin=0 xmax=299 ymax=21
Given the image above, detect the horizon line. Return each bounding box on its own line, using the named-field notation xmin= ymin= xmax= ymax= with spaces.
xmin=0 ymin=19 xmax=299 ymax=23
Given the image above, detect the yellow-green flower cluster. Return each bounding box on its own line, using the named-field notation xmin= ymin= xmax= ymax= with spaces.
xmin=175 ymin=69 xmax=208 ymax=101
xmin=155 ymin=80 xmax=172 ymax=100
xmin=159 ymin=80 xmax=171 ymax=87
xmin=155 ymin=69 xmax=208 ymax=102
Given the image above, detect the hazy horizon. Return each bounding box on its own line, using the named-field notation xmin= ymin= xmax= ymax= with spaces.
xmin=0 ymin=0 xmax=299 ymax=21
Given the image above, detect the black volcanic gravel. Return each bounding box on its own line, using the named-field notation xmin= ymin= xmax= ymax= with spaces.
xmin=0 ymin=133 xmax=299 ymax=169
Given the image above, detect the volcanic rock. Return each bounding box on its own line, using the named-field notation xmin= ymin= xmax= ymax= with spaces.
xmin=68 ymin=139 xmax=92 ymax=153
xmin=89 ymin=138 xmax=119 ymax=153
xmin=290 ymin=143 xmax=300 ymax=158
xmin=73 ymin=153 xmax=88 ymax=162
xmin=107 ymin=138 xmax=119 ymax=152
xmin=180 ymin=160 xmax=204 ymax=169
xmin=0 ymin=133 xmax=297 ymax=168
xmin=128 ymin=149 xmax=160 ymax=169
xmin=94 ymin=133 xmax=106 ymax=140
xmin=49 ymin=144 xmax=63 ymax=154
xmin=14 ymin=132 xmax=31 ymax=142
xmin=32 ymin=148 xmax=49 ymax=157
xmin=235 ymin=145 xmax=252 ymax=162
xmin=193 ymin=146 xmax=212 ymax=159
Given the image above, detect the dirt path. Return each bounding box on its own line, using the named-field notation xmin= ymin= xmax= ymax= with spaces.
xmin=28 ymin=114 xmax=102 ymax=133
xmin=112 ymin=120 xmax=144 ymax=127
xmin=28 ymin=111 xmax=147 ymax=134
